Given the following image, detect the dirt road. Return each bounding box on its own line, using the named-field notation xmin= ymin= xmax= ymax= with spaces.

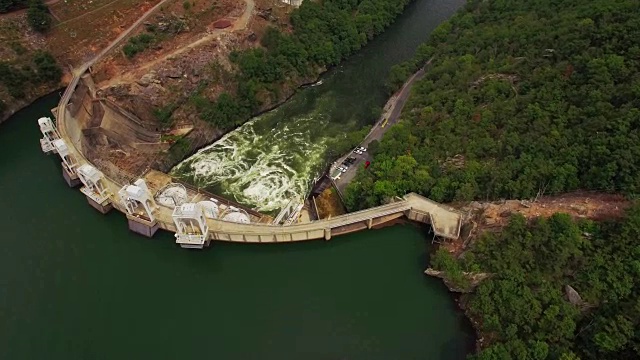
xmin=136 ymin=0 xmax=255 ymax=71
xmin=102 ymin=0 xmax=255 ymax=86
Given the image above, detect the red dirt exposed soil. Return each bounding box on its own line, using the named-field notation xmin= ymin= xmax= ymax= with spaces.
xmin=213 ymin=19 xmax=232 ymax=28
xmin=440 ymin=191 xmax=632 ymax=254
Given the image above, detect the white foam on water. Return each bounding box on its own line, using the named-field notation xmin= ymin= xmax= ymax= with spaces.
xmin=171 ymin=100 xmax=332 ymax=213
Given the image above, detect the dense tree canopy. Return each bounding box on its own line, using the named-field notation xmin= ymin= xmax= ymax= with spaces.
xmin=345 ymin=0 xmax=640 ymax=209
xmin=27 ymin=0 xmax=52 ymax=33
xmin=195 ymin=0 xmax=412 ymax=130
xmin=33 ymin=51 xmax=61 ymax=82
xmin=0 ymin=50 xmax=62 ymax=100
xmin=432 ymin=205 xmax=640 ymax=360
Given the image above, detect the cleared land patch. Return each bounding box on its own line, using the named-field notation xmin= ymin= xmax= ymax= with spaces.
xmin=46 ymin=0 xmax=162 ymax=66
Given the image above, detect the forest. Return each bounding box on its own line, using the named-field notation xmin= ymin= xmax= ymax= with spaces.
xmin=431 ymin=206 xmax=640 ymax=360
xmin=193 ymin=0 xmax=412 ymax=130
xmin=344 ymin=0 xmax=640 ymax=210
xmin=342 ymin=0 xmax=640 ymax=358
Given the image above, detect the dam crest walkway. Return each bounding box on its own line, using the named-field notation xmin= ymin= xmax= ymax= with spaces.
xmin=204 ymin=193 xmax=463 ymax=242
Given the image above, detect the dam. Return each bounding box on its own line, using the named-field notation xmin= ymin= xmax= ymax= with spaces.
xmin=42 ymin=68 xmax=463 ymax=248
xmin=39 ymin=0 xmax=465 ymax=249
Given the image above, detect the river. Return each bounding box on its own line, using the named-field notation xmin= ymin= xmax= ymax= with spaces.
xmin=0 ymin=0 xmax=474 ymax=358
xmin=171 ymin=0 xmax=465 ymax=214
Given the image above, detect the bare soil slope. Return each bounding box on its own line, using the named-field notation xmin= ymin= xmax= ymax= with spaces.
xmin=0 ymin=0 xmax=163 ymax=122
xmin=88 ymin=0 xmax=300 ymax=174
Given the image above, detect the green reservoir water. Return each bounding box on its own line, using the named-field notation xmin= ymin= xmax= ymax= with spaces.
xmin=0 ymin=0 xmax=474 ymax=358
xmin=172 ymin=0 xmax=466 ymax=213
xmin=0 ymin=92 xmax=472 ymax=358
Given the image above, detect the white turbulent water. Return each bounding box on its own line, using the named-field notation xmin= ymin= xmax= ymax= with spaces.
xmin=171 ymin=96 xmax=333 ymax=213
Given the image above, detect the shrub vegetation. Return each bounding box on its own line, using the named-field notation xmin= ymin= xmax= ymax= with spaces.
xmin=0 ymin=50 xmax=62 ymax=99
xmin=27 ymin=0 xmax=52 ymax=33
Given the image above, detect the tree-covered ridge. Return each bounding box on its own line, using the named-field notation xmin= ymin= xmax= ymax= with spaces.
xmin=432 ymin=205 xmax=640 ymax=359
xmin=345 ymin=0 xmax=640 ymax=209
xmin=194 ymin=0 xmax=412 ymax=131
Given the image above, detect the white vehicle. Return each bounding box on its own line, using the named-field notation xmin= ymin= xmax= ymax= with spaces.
xmin=354 ymin=149 xmax=363 ymax=154
xmin=358 ymin=146 xmax=367 ymax=152
xmin=339 ymin=166 xmax=348 ymax=173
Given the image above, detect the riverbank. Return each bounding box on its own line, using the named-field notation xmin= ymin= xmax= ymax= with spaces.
xmin=153 ymin=68 xmax=326 ymax=173
xmin=0 ymin=82 xmax=62 ymax=124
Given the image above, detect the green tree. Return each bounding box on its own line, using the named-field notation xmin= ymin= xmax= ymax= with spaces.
xmin=33 ymin=51 xmax=61 ymax=83
xmin=431 ymin=248 xmax=468 ymax=289
xmin=27 ymin=0 xmax=52 ymax=33
xmin=0 ymin=62 xmax=27 ymax=98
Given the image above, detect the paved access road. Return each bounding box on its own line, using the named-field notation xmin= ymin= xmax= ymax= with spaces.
xmin=333 ymin=65 xmax=428 ymax=193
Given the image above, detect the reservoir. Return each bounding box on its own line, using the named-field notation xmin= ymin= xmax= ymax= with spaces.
xmin=0 ymin=0 xmax=473 ymax=359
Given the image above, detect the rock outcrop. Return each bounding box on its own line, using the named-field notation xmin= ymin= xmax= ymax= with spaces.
xmin=424 ymin=268 xmax=492 ymax=293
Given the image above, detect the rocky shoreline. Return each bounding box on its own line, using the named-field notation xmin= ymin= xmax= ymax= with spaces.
xmin=424 ymin=265 xmax=490 ymax=352
xmin=0 ymin=81 xmax=65 ymax=124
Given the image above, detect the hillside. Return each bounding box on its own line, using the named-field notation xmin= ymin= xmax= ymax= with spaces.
xmin=90 ymin=0 xmax=414 ymax=173
xmin=344 ymin=0 xmax=640 ymax=210
xmin=337 ymin=0 xmax=640 ymax=358
xmin=0 ymin=0 xmax=166 ymax=122
xmin=431 ymin=205 xmax=640 ymax=360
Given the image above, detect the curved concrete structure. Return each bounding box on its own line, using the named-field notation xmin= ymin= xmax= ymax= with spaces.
xmin=204 ymin=193 xmax=463 ymax=242
xmin=50 ymin=0 xmax=464 ymax=245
